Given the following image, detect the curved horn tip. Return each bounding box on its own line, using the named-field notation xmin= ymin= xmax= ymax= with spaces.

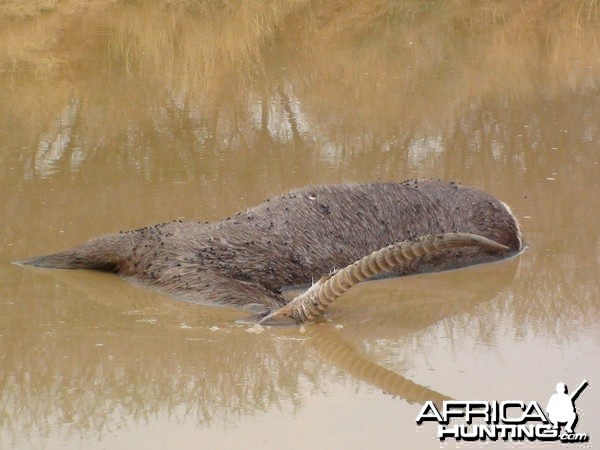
xmin=437 ymin=232 xmax=509 ymax=252
xmin=467 ymin=233 xmax=510 ymax=251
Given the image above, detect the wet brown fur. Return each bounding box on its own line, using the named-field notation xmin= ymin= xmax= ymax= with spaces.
xmin=20 ymin=180 xmax=522 ymax=314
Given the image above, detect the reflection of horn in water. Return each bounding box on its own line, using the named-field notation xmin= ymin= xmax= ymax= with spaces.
xmin=7 ymin=237 xmax=522 ymax=447
xmin=324 ymin=254 xmax=521 ymax=340
xmin=298 ymin=255 xmax=521 ymax=405
xmin=306 ymin=324 xmax=452 ymax=406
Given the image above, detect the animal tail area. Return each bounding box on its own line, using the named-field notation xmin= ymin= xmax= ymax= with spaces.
xmin=16 ymin=233 xmax=135 ymax=272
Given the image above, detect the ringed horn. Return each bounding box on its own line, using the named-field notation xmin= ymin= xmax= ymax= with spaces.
xmin=259 ymin=232 xmax=509 ymax=326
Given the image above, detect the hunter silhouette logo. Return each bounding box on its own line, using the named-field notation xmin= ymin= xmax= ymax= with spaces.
xmin=416 ymin=380 xmax=590 ymax=443
xmin=547 ymin=380 xmax=588 ymax=435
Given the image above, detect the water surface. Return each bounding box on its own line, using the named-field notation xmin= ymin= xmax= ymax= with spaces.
xmin=1 ymin=2 xmax=599 ymax=449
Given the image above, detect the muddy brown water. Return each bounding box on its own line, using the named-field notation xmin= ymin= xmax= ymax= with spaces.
xmin=1 ymin=2 xmax=599 ymax=449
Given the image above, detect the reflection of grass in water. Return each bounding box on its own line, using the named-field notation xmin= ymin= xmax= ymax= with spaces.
xmin=111 ymin=0 xmax=311 ymax=100
xmin=0 ymin=0 xmax=598 ymax=336
xmin=1 ymin=0 xmax=599 ymax=125
xmin=1 ymin=0 xmax=599 ymax=154
xmin=109 ymin=0 xmax=600 ymax=110
xmin=289 ymin=0 xmax=600 ymax=137
xmin=77 ymin=0 xmax=600 ymax=152
xmin=1 ymin=3 xmax=598 ymax=444
xmin=0 ymin=268 xmax=321 ymax=444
